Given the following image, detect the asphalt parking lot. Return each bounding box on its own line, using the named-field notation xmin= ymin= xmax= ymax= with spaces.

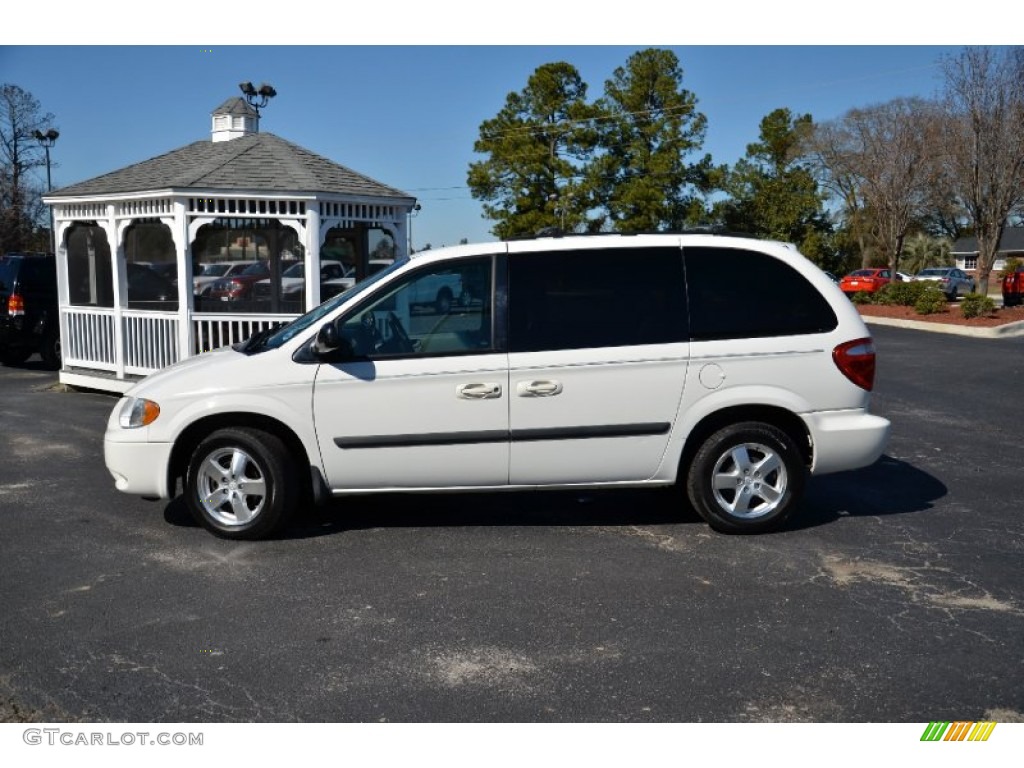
xmin=1 ymin=325 xmax=1022 ymax=723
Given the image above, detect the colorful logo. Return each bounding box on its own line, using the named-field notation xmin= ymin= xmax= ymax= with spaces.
xmin=921 ymin=721 xmax=997 ymax=742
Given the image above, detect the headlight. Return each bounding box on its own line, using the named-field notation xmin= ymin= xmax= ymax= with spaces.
xmin=119 ymin=397 xmax=161 ymax=428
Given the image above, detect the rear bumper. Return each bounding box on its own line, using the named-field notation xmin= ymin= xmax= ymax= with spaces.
xmin=803 ymin=409 xmax=891 ymax=475
xmin=0 ymin=317 xmax=36 ymax=350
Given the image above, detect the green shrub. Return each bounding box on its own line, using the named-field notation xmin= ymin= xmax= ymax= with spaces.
xmin=1003 ymin=257 xmax=1021 ymax=278
xmin=914 ymin=285 xmax=948 ymax=315
xmin=960 ymin=292 xmax=996 ymax=319
xmin=874 ymin=280 xmax=929 ymax=306
xmin=850 ymin=290 xmax=874 ymax=305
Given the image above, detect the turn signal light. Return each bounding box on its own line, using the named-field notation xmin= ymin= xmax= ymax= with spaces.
xmin=118 ymin=397 xmax=161 ymax=428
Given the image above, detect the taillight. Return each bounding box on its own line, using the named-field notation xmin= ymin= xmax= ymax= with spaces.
xmin=833 ymin=338 xmax=876 ymax=391
xmin=7 ymin=293 xmax=25 ymax=316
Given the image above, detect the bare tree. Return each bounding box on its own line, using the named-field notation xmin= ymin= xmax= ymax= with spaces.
xmin=938 ymin=47 xmax=1024 ymax=295
xmin=808 ymin=98 xmax=935 ymax=275
xmin=806 ymin=120 xmax=872 ymax=268
xmin=0 ymin=84 xmax=55 ymax=252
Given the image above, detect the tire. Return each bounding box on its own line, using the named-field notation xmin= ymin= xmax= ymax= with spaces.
xmin=435 ymin=288 xmax=453 ymax=315
xmin=39 ymin=328 xmax=61 ymax=370
xmin=686 ymin=422 xmax=806 ymax=534
xmin=184 ymin=427 xmax=297 ymax=540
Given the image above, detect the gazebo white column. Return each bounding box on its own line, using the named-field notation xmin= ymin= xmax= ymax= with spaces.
xmin=102 ymin=204 xmax=127 ymax=379
xmin=304 ymin=203 xmax=321 ymax=311
xmin=169 ymin=199 xmax=193 ymax=360
xmin=393 ymin=213 xmax=409 ymax=261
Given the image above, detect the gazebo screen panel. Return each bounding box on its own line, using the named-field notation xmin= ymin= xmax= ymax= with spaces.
xmin=191 ymin=218 xmax=305 ymax=315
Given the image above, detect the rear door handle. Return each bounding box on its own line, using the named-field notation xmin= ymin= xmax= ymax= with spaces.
xmin=517 ymin=380 xmax=563 ymax=397
xmin=457 ymin=382 xmax=502 ymax=399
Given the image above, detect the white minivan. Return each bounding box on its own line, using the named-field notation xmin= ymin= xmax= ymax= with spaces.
xmin=104 ymin=234 xmax=890 ymax=539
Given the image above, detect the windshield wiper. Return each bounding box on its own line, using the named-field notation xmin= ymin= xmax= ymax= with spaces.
xmin=240 ymin=326 xmax=275 ymax=354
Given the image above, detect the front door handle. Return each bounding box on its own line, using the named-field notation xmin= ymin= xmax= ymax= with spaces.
xmin=457 ymin=382 xmax=502 ymax=400
xmin=517 ymin=380 xmax=563 ymax=397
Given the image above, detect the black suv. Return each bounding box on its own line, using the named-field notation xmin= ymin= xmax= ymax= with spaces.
xmin=0 ymin=252 xmax=60 ymax=369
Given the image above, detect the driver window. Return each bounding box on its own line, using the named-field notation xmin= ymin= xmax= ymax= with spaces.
xmin=340 ymin=257 xmax=493 ymax=358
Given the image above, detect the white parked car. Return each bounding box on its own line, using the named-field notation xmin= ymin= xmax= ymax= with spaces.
xmin=104 ymin=234 xmax=890 ymax=539
xmin=251 ymin=260 xmax=350 ymax=303
xmin=913 ymin=267 xmax=975 ymax=300
xmin=192 ymin=261 xmax=257 ymax=296
xmin=321 ymin=258 xmax=394 ymax=301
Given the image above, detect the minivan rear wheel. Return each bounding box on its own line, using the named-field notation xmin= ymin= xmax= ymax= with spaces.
xmin=184 ymin=427 xmax=297 ymax=540
xmin=686 ymin=422 xmax=806 ymax=534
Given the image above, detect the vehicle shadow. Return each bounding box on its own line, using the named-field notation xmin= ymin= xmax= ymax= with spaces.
xmin=162 ymin=454 xmax=946 ymax=540
xmin=791 ymin=454 xmax=947 ymax=531
xmin=162 ymin=487 xmax=697 ymax=539
xmin=1 ymin=356 xmax=55 ymax=373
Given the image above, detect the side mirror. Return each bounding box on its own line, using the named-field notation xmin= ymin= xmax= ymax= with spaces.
xmin=311 ymin=320 xmax=354 ymax=361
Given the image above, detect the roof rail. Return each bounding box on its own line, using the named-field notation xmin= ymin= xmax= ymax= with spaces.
xmin=508 ymin=227 xmax=761 ymax=242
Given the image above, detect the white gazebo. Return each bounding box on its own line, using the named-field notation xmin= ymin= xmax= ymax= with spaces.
xmin=44 ymin=97 xmax=417 ymax=393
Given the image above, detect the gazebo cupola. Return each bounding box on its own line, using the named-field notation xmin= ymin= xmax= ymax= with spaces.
xmin=211 ymin=97 xmax=259 ymax=142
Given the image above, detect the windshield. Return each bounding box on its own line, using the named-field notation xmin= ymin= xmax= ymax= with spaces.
xmin=241 ymin=262 xmax=269 ymax=276
xmin=282 ymin=262 xmax=305 ymax=278
xmin=200 ymin=264 xmax=230 ymax=277
xmin=248 ymin=257 xmax=408 ymax=353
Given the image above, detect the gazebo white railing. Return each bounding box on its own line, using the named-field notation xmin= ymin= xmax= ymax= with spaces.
xmin=62 ymin=306 xmax=299 ymax=382
xmin=192 ymin=313 xmax=294 ymax=354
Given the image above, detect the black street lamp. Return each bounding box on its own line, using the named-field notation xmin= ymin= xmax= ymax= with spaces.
xmin=238 ymin=82 xmax=277 ymax=115
xmin=33 ymin=128 xmax=59 ymax=253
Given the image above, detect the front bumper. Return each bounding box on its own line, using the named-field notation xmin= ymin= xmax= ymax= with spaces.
xmin=104 ymin=436 xmax=174 ymax=498
xmin=803 ymin=409 xmax=891 ymax=475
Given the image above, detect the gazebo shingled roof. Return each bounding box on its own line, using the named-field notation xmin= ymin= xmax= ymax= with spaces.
xmin=48 ymin=132 xmax=414 ymax=200
xmin=212 ymin=97 xmax=259 ymax=118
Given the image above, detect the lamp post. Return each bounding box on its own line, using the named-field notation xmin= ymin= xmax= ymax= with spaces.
xmin=33 ymin=128 xmax=59 ymax=254
xmin=238 ymin=81 xmax=277 ymax=115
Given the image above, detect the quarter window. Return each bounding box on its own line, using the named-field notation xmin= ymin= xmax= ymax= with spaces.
xmin=509 ymin=247 xmax=687 ymax=352
xmin=685 ymin=247 xmax=837 ymax=340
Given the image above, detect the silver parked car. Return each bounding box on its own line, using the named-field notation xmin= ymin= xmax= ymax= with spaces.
xmin=914 ymin=267 xmax=975 ymax=300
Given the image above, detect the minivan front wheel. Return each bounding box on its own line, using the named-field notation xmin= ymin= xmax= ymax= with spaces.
xmin=185 ymin=427 xmax=296 ymax=539
xmin=686 ymin=422 xmax=806 ymax=534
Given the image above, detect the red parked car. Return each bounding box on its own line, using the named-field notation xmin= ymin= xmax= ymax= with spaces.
xmin=1002 ymin=265 xmax=1024 ymax=307
xmin=840 ymin=268 xmax=894 ymax=296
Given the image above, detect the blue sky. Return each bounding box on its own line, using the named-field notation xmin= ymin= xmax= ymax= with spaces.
xmin=0 ymin=44 xmax=967 ymax=248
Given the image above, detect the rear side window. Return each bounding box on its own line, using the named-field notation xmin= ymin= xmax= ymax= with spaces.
xmin=0 ymin=257 xmax=18 ymax=291
xmin=685 ymin=247 xmax=837 ymax=340
xmin=509 ymin=246 xmax=687 ymax=352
